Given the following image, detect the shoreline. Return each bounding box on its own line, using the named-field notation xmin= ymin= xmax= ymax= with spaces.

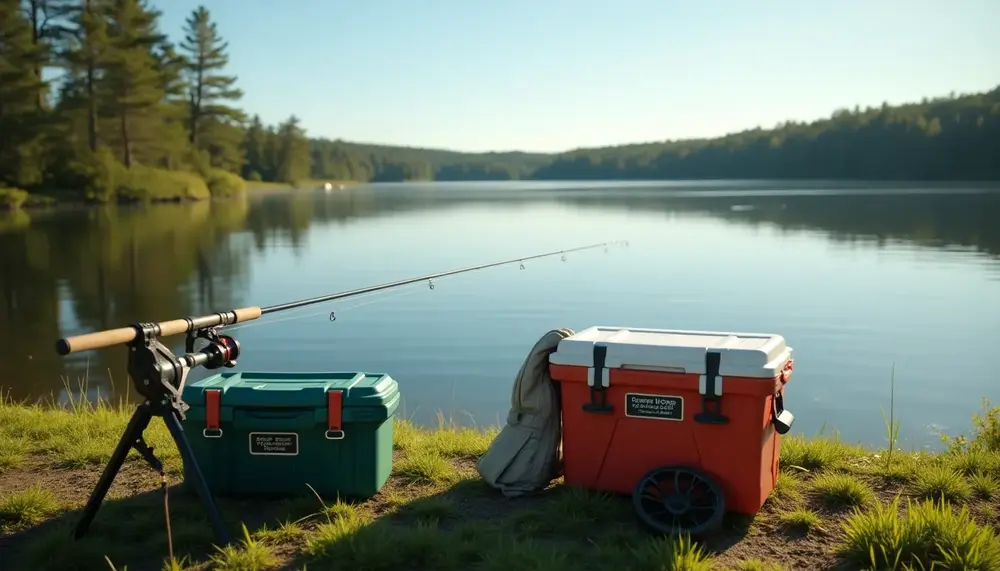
xmin=5 ymin=177 xmax=998 ymax=214
xmin=1 ymin=393 xmax=997 ymax=570
xmin=0 ymin=179 xmax=361 ymax=215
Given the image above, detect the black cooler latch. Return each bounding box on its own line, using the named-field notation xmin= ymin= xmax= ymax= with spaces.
xmin=694 ymin=351 xmax=729 ymax=424
xmin=771 ymin=390 xmax=794 ymax=434
xmin=582 ymin=344 xmax=613 ymax=414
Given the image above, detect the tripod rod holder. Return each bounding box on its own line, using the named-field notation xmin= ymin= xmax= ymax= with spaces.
xmin=73 ymin=325 xmax=236 ymax=546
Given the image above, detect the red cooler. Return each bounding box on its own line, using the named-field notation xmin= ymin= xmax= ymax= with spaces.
xmin=548 ymin=326 xmax=795 ymax=529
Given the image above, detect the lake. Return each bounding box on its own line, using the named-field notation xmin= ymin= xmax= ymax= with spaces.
xmin=2 ymin=180 xmax=998 ymax=451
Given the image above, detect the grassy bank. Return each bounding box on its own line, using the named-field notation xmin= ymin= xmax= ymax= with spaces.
xmin=1 ymin=392 xmax=998 ymax=571
xmin=2 ymin=147 xmax=255 ymax=210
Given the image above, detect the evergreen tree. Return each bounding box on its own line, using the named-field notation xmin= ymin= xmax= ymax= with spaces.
xmin=0 ymin=0 xmax=48 ymax=186
xmin=20 ymin=0 xmax=71 ymax=110
xmin=241 ymin=113 xmax=265 ymax=180
xmin=100 ymin=0 xmax=166 ymax=167
xmin=149 ymin=39 xmax=192 ymax=169
xmin=57 ymin=0 xmax=111 ymax=153
xmin=275 ymin=115 xmax=310 ymax=183
xmin=178 ymin=5 xmax=243 ymax=149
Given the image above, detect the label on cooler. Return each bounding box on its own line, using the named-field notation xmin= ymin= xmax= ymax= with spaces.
xmin=625 ymin=393 xmax=684 ymax=421
xmin=249 ymin=432 xmax=300 ymax=456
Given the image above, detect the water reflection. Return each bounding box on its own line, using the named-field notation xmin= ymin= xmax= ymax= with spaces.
xmin=1 ymin=182 xmax=997 ymax=406
xmin=0 ymin=198 xmax=252 ymax=403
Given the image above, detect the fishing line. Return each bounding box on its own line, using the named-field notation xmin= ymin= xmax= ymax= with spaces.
xmin=223 ymin=281 xmax=428 ymax=331
xmin=222 ymin=251 xmax=546 ymax=332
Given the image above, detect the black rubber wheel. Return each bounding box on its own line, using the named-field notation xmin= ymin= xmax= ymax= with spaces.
xmin=632 ymin=465 xmax=725 ymax=535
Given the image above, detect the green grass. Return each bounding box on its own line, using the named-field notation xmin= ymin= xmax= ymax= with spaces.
xmin=810 ymin=473 xmax=876 ymax=510
xmin=910 ymin=465 xmax=972 ymax=503
xmin=839 ymin=496 xmax=1000 ymax=570
xmin=778 ymin=509 xmax=822 ymax=534
xmin=968 ymin=472 xmax=999 ymax=499
xmin=207 ymin=525 xmax=281 ymax=571
xmin=205 ymin=168 xmax=247 ymax=198
xmin=2 ymin=390 xmax=1000 ymax=571
xmin=780 ymin=433 xmax=861 ymax=472
xmin=0 ymin=484 xmax=62 ymax=531
xmin=770 ymin=472 xmax=805 ymax=507
xmin=945 ymin=448 xmax=1000 ymax=477
xmin=115 ymin=165 xmax=211 ymax=203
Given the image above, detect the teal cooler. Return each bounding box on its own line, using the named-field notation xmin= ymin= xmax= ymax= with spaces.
xmin=179 ymin=371 xmax=400 ymax=499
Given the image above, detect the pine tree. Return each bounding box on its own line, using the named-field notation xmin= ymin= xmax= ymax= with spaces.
xmin=178 ymin=5 xmax=243 ymax=148
xmin=0 ymin=0 xmax=48 ymax=185
xmin=275 ymin=115 xmax=310 ymax=183
xmin=100 ymin=0 xmax=166 ymax=167
xmin=21 ymin=0 xmax=76 ymax=110
xmin=149 ymin=40 xmax=191 ymax=169
xmin=58 ymin=0 xmax=111 ymax=153
xmin=241 ymin=113 xmax=265 ymax=179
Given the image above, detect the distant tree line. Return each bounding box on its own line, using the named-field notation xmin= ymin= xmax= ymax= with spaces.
xmin=2 ymin=0 xmax=998 ymax=206
xmin=257 ymin=85 xmax=1000 ymax=184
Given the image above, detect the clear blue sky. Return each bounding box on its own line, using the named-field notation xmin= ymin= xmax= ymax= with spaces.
xmin=154 ymin=0 xmax=998 ymax=153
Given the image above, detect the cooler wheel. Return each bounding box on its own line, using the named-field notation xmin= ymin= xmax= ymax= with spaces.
xmin=632 ymin=465 xmax=725 ymax=535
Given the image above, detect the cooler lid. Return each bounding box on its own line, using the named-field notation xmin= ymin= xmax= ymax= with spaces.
xmin=548 ymin=325 xmax=792 ymax=378
xmin=182 ymin=371 xmax=399 ymax=409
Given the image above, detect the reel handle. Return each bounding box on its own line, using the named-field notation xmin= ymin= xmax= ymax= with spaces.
xmin=55 ymin=306 xmax=262 ymax=355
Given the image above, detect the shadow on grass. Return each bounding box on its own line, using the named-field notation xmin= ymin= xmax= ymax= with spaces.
xmin=2 ymin=474 xmax=759 ymax=571
xmin=0 ymin=481 xmax=323 ymax=571
xmin=280 ymin=477 xmax=756 ymax=571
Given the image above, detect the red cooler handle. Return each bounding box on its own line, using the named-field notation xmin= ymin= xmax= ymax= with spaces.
xmin=203 ymin=389 xmax=223 ymax=438
xmin=326 ymin=390 xmax=345 ymax=440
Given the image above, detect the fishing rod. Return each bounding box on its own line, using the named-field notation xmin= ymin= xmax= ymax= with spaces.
xmin=55 ymin=240 xmax=622 ymax=356
xmin=57 ymin=239 xmax=626 ymax=547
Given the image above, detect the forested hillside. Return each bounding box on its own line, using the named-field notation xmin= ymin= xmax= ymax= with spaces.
xmin=298 ymin=86 xmax=1000 ymax=183
xmin=1 ymin=0 xmax=998 ymax=209
xmin=531 ymin=89 xmax=1000 ymax=181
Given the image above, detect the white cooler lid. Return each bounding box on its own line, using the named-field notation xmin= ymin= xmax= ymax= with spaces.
xmin=549 ymin=325 xmax=792 ymax=378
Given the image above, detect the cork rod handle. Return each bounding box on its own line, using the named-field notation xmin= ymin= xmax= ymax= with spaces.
xmin=54 ymin=306 xmax=262 ymax=356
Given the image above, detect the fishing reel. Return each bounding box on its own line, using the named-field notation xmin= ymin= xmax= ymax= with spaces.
xmin=126 ymin=324 xmax=240 ymax=413
xmin=185 ymin=327 xmax=241 ymax=370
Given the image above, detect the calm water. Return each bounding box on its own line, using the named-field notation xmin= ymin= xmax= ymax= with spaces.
xmin=2 ymin=181 xmax=998 ymax=450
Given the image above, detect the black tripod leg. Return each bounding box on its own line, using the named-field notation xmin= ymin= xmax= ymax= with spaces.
xmin=162 ymin=409 xmax=231 ymax=546
xmin=74 ymin=404 xmax=152 ymax=540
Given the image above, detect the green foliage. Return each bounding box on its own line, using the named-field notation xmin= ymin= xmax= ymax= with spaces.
xmin=0 ymin=0 xmax=249 ymax=201
xmin=942 ymin=398 xmax=1000 ymax=454
xmin=0 ymin=187 xmax=30 ymax=210
xmin=205 ymin=167 xmax=246 ymax=197
xmin=57 ymin=146 xmax=123 ymax=202
xmin=116 ymin=165 xmax=210 ymax=202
